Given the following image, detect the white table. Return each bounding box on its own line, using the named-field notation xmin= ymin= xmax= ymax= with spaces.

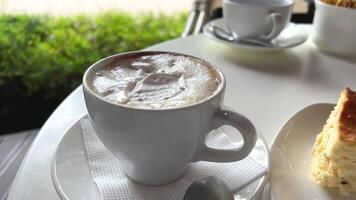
xmin=8 ymin=26 xmax=356 ymax=200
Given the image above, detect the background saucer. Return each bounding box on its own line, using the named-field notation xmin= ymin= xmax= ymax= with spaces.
xmin=203 ymin=19 xmax=308 ymax=52
xmin=270 ymin=103 xmax=356 ymax=200
xmin=52 ymin=114 xmax=269 ymax=200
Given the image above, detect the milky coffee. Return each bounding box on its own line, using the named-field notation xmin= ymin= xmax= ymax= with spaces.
xmin=89 ymin=53 xmax=221 ymax=109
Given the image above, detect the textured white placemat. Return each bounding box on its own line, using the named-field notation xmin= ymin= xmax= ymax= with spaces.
xmin=80 ymin=119 xmax=267 ymax=200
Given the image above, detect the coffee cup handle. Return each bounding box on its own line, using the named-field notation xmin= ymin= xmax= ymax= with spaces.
xmin=195 ymin=109 xmax=257 ymax=162
xmin=262 ymin=12 xmax=284 ymax=40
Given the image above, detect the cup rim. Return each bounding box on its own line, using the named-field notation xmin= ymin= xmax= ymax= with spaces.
xmin=315 ymin=0 xmax=356 ymax=11
xmin=224 ymin=0 xmax=294 ymax=8
xmin=82 ymin=51 xmax=226 ymax=111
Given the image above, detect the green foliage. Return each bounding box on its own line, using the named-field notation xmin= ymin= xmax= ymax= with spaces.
xmin=0 ymin=13 xmax=186 ymax=96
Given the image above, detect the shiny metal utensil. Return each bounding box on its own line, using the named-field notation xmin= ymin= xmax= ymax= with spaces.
xmin=183 ymin=176 xmax=234 ymax=200
xmin=210 ymin=25 xmax=274 ymax=47
xmin=183 ymin=171 xmax=267 ymax=200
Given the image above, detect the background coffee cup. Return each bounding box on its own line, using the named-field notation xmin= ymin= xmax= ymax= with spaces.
xmin=223 ymin=0 xmax=294 ymax=40
xmin=83 ymin=51 xmax=257 ymax=186
xmin=312 ymin=0 xmax=356 ymax=57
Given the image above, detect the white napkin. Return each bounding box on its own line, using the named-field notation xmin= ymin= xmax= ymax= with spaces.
xmin=80 ymin=118 xmax=267 ymax=200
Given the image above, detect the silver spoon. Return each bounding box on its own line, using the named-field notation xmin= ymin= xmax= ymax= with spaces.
xmin=183 ymin=171 xmax=267 ymax=200
xmin=210 ymin=25 xmax=274 ymax=47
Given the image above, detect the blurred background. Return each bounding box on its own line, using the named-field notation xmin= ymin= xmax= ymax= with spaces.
xmin=0 ymin=0 xmax=190 ymax=134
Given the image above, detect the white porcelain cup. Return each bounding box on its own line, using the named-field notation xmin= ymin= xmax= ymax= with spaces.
xmin=223 ymin=0 xmax=294 ymax=40
xmin=312 ymin=0 xmax=356 ymax=57
xmin=82 ymin=51 xmax=257 ymax=185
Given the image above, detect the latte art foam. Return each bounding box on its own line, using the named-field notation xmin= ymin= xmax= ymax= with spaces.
xmin=91 ymin=54 xmax=220 ymax=109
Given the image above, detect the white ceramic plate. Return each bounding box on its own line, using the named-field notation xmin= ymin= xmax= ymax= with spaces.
xmin=270 ymin=103 xmax=356 ymax=200
xmin=203 ymin=18 xmax=308 ymax=52
xmin=52 ymin=115 xmax=270 ymax=200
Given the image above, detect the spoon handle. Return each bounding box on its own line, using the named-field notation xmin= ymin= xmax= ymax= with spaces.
xmin=210 ymin=25 xmax=273 ymax=47
xmin=210 ymin=25 xmax=235 ymax=42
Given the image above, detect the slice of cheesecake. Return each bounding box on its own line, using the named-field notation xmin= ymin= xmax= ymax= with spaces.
xmin=311 ymin=87 xmax=356 ymax=195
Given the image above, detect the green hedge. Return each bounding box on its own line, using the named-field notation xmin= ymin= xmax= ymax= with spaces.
xmin=0 ymin=13 xmax=186 ymax=96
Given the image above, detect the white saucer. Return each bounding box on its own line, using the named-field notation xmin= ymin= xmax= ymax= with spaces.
xmin=51 ymin=115 xmax=270 ymax=200
xmin=203 ymin=18 xmax=308 ymax=52
xmin=270 ymin=103 xmax=356 ymax=200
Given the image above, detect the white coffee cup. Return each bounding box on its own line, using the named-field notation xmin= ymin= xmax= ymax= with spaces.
xmin=312 ymin=0 xmax=356 ymax=57
xmin=83 ymin=51 xmax=257 ymax=185
xmin=223 ymin=0 xmax=294 ymax=40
